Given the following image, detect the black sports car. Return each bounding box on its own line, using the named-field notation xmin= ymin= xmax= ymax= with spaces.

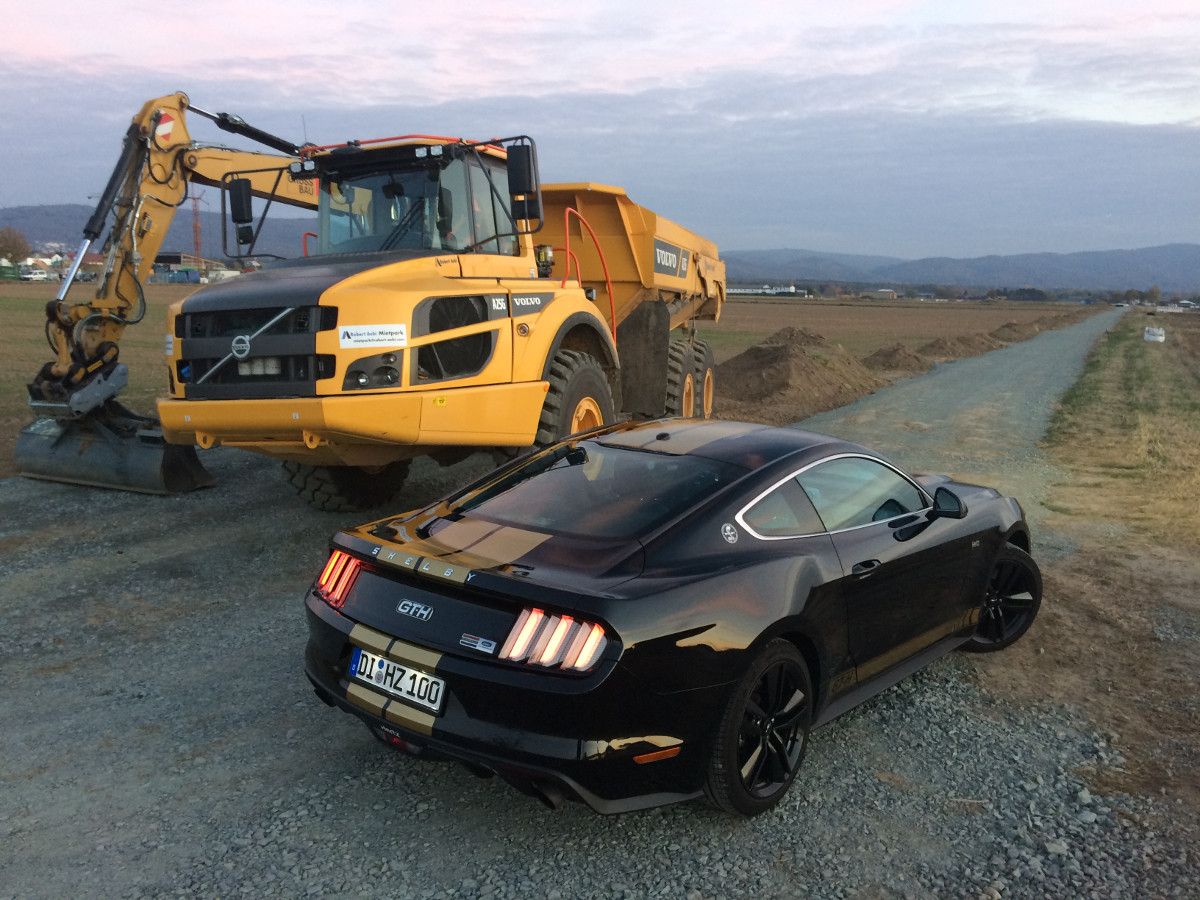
xmin=304 ymin=419 xmax=1041 ymax=815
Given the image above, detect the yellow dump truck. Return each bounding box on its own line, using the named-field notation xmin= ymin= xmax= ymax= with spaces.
xmin=17 ymin=94 xmax=725 ymax=509
xmin=156 ymin=124 xmax=726 ymax=509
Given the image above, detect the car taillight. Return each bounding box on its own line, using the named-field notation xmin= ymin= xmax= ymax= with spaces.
xmin=316 ymin=551 xmax=361 ymax=609
xmin=498 ymin=607 xmax=608 ymax=672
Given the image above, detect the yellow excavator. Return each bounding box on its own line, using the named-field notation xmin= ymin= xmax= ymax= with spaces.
xmin=17 ymin=92 xmax=726 ymax=508
xmin=17 ymin=93 xmax=317 ymax=493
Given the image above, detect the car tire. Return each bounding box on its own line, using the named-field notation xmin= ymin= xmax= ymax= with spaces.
xmin=692 ymin=340 xmax=715 ymax=418
xmin=281 ymin=460 xmax=411 ymax=512
xmin=665 ymin=340 xmax=695 ymax=417
xmin=704 ymin=638 xmax=812 ymax=816
xmin=960 ymin=544 xmax=1042 ymax=652
xmin=535 ymin=350 xmax=615 ymax=445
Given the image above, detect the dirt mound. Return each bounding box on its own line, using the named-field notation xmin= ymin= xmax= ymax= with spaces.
xmin=990 ymin=320 xmax=1042 ymax=342
xmin=760 ymin=326 xmax=830 ymax=349
xmin=917 ymin=333 xmax=1005 ymax=360
xmin=861 ymin=343 xmax=930 ymax=373
xmin=715 ymin=327 xmax=886 ymax=425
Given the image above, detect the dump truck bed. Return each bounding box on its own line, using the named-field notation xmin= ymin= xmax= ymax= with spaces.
xmin=539 ymin=183 xmax=725 ymax=333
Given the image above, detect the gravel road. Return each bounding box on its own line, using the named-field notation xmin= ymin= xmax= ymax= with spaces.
xmin=3 ymin=306 xmax=1196 ymax=899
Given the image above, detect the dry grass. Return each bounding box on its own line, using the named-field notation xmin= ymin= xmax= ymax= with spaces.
xmin=1045 ymin=310 xmax=1200 ymax=545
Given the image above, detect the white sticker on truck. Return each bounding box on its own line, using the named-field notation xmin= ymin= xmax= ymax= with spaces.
xmin=339 ymin=325 xmax=408 ymax=348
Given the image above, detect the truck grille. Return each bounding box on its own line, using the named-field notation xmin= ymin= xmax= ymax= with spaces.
xmin=175 ymin=305 xmax=337 ymax=399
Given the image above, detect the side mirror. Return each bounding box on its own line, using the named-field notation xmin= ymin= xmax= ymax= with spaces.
xmin=931 ymin=486 xmax=967 ymax=520
xmin=507 ymin=143 xmax=541 ymax=222
xmin=229 ymin=178 xmax=254 ymax=225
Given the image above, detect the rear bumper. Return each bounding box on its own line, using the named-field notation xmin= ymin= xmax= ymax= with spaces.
xmin=303 ymin=593 xmax=714 ymax=814
xmin=157 ymin=381 xmax=550 ymax=464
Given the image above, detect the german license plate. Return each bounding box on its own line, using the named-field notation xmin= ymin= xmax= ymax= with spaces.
xmin=349 ymin=646 xmax=445 ymax=714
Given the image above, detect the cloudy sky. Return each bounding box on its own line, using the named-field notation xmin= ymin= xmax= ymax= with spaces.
xmin=2 ymin=0 xmax=1198 ymax=259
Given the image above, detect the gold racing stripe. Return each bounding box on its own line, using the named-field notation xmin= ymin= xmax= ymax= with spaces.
xmin=347 ymin=682 xmax=386 ymax=715
xmin=347 ymin=683 xmax=435 ymax=737
xmin=349 ymin=622 xmax=392 ymax=655
xmin=383 ymin=700 xmax=435 ymax=736
xmin=348 ymin=624 xmax=442 ymax=671
xmin=362 ymin=523 xmax=551 ymax=581
xmin=421 ymin=518 xmax=501 ymax=554
xmin=465 ymin=526 xmax=551 ymax=562
xmin=383 ymin=637 xmax=442 ymax=671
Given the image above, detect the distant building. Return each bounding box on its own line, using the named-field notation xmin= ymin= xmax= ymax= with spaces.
xmin=728 ymin=283 xmax=811 ymax=297
xmin=860 ymin=289 xmax=898 ymax=300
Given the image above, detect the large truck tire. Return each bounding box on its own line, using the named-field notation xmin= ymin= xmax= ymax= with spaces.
xmin=282 ymin=459 xmax=411 ymax=512
xmin=535 ymin=350 xmax=615 ymax=446
xmin=692 ymin=340 xmax=716 ymax=418
xmin=665 ymin=340 xmax=696 ymax=417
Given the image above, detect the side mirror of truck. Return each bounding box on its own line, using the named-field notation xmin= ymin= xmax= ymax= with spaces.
xmin=507 ymin=143 xmax=541 ymax=223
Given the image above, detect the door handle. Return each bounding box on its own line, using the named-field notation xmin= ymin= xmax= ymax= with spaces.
xmin=851 ymin=559 xmax=881 ymax=578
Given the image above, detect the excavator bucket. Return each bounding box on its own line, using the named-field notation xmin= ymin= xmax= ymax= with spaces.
xmin=14 ymin=405 xmax=216 ymax=496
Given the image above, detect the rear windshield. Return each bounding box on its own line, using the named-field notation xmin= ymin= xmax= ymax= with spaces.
xmin=444 ymin=440 xmax=744 ymax=539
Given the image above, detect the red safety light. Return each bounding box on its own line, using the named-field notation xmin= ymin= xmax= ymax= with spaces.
xmin=316 ymin=551 xmax=361 ymax=609
xmin=498 ymin=607 xmax=608 ymax=672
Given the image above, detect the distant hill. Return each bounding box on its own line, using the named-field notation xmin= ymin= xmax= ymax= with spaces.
xmin=723 ymin=244 xmax=1200 ymax=293
xmin=4 ymin=203 xmax=1198 ymax=292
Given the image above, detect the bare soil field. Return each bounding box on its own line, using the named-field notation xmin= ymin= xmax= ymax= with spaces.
xmin=701 ymin=297 xmax=1086 ymax=362
xmin=709 ymin=298 xmax=1095 ymax=426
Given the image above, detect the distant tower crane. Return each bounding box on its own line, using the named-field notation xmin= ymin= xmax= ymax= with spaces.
xmin=192 ymin=191 xmax=205 ymax=261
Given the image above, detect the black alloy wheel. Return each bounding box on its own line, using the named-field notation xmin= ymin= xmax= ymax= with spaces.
xmin=961 ymin=544 xmax=1042 ymax=652
xmin=705 ymin=639 xmax=812 ymax=816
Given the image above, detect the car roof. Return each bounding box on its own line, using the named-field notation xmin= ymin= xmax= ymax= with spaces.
xmin=594 ymin=419 xmax=867 ymax=469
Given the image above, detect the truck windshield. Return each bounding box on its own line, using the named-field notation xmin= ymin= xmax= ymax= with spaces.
xmin=314 ymin=153 xmax=518 ymax=256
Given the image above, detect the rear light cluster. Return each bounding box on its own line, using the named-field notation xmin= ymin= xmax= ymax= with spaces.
xmin=498 ymin=608 xmax=608 ymax=672
xmin=317 ymin=551 xmax=361 ymax=609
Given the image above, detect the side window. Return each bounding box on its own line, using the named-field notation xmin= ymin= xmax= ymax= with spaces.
xmin=437 ymin=159 xmax=472 ymax=251
xmin=797 ymin=456 xmax=926 ymax=532
xmin=741 ymin=477 xmax=825 ymax=537
xmin=468 ymin=161 xmax=517 ymax=255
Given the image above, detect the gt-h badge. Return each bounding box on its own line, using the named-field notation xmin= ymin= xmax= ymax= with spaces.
xmin=397 ymin=599 xmax=433 ymax=621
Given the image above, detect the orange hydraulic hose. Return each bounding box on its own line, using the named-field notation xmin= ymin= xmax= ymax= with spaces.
xmin=557 ymin=207 xmax=617 ymax=339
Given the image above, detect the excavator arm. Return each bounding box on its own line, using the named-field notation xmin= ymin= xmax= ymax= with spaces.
xmin=17 ymin=92 xmax=315 ymax=493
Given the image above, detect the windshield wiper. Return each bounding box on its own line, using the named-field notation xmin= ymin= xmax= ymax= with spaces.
xmin=380 ymin=196 xmax=428 ymax=251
